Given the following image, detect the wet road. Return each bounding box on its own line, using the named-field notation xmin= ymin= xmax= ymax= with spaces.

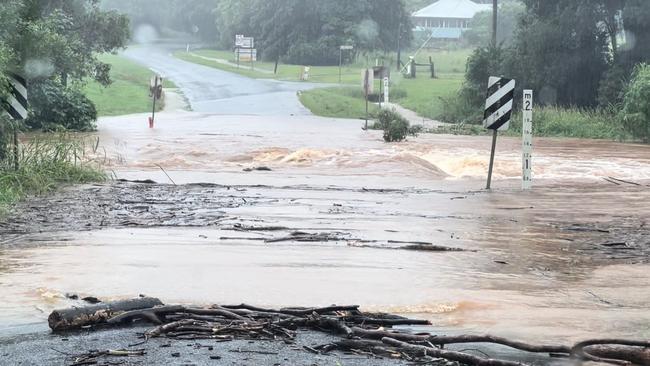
xmin=123 ymin=44 xmax=319 ymax=115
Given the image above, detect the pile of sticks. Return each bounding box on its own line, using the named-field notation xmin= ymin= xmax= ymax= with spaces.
xmin=49 ymin=298 xmax=650 ymax=366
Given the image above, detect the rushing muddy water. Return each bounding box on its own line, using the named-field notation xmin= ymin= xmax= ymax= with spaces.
xmin=1 ymin=111 xmax=650 ymax=348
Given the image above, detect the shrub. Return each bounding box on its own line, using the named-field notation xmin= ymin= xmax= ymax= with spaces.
xmin=373 ymin=108 xmax=412 ymax=142
xmin=26 ymin=80 xmax=98 ymax=132
xmin=621 ymin=63 xmax=650 ymax=142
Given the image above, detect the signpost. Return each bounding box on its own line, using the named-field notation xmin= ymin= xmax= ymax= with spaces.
xmin=483 ymin=76 xmax=515 ymax=190
xmin=383 ymin=76 xmax=390 ymax=105
xmin=149 ymin=74 xmax=163 ymax=128
xmin=339 ymin=45 xmax=353 ymax=84
xmin=235 ymin=35 xmax=256 ymax=69
xmin=362 ymin=69 xmax=372 ymax=130
xmin=522 ymin=90 xmax=533 ymax=190
xmin=1 ymin=73 xmax=28 ymax=170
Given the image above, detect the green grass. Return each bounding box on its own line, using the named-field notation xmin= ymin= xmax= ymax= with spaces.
xmin=175 ymin=48 xmax=472 ymax=120
xmin=84 ymin=54 xmax=177 ymax=116
xmin=175 ymin=50 xmax=362 ymax=84
xmin=0 ymin=134 xmax=106 ymax=212
xmin=428 ymin=106 xmax=630 ymax=141
xmin=392 ymin=76 xmax=464 ymax=119
xmin=509 ymin=106 xmax=630 ymax=140
xmin=298 ymin=87 xmax=379 ymax=119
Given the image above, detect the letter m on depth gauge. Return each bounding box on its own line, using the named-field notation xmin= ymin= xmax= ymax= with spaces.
xmin=483 ymin=77 xmax=515 ymax=131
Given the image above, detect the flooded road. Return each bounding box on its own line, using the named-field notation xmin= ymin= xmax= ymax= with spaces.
xmin=2 ymin=110 xmax=650 ymax=347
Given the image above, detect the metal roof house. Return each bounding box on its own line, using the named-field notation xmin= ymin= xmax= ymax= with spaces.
xmin=412 ymin=0 xmax=492 ymax=40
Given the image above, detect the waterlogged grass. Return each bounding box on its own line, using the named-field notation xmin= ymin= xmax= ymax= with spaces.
xmin=0 ymin=135 xmax=106 ymax=212
xmin=509 ymin=106 xmax=629 ymax=140
xmin=431 ymin=106 xmax=629 ymax=141
xmin=298 ymin=87 xmax=379 ymax=119
xmin=175 ymin=50 xmax=362 ymax=84
xmin=84 ymin=54 xmax=177 ymax=116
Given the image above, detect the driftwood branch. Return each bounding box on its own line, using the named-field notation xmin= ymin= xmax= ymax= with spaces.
xmin=382 ymin=337 xmax=529 ymax=366
xmin=49 ymin=299 xmax=650 ymax=366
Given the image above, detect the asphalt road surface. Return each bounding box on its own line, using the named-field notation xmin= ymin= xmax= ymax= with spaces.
xmin=123 ymin=43 xmax=320 ymax=116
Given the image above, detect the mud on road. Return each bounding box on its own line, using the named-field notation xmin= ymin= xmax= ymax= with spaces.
xmin=2 ymin=180 xmax=648 ymax=263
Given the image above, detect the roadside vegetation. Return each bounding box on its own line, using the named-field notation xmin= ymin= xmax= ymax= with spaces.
xmin=0 ymin=1 xmax=129 ymax=209
xmin=84 ymin=54 xmax=176 ymax=117
xmin=0 ymin=131 xmax=105 ymax=213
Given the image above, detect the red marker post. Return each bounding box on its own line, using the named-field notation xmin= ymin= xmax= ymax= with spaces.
xmin=149 ymin=75 xmax=163 ymax=128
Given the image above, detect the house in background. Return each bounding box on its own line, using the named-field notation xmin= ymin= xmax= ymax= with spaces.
xmin=412 ymin=0 xmax=492 ymax=40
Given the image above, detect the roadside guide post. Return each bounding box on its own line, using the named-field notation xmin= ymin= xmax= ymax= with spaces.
xmin=522 ymin=90 xmax=533 ymax=190
xmin=1 ymin=73 xmax=28 ymax=170
xmin=483 ymin=76 xmax=516 ymax=190
xmin=362 ymin=69 xmax=372 ymax=130
xmin=383 ymin=76 xmax=390 ymax=105
xmin=149 ymin=74 xmax=163 ymax=128
xmin=339 ymin=45 xmax=353 ymax=84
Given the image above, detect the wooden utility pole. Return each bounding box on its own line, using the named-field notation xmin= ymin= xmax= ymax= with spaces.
xmin=492 ymin=0 xmax=498 ymax=47
xmin=396 ymin=22 xmax=402 ymax=71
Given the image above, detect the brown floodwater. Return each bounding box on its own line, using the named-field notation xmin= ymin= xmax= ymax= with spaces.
xmin=1 ymin=111 xmax=650 ymax=345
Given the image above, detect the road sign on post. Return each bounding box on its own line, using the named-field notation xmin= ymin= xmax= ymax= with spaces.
xmin=522 ymin=90 xmax=533 ymax=190
xmin=339 ymin=45 xmax=353 ymax=84
xmin=362 ymin=69 xmax=372 ymax=130
xmin=149 ymin=74 xmax=163 ymax=128
xmin=235 ymin=35 xmax=254 ymax=49
xmin=1 ymin=73 xmax=28 ymax=170
xmin=383 ymin=76 xmax=390 ymax=104
xmin=484 ymin=76 xmax=516 ymax=190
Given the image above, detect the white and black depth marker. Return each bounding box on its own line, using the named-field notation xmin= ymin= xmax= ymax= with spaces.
xmin=484 ymin=76 xmax=515 ymax=190
xmin=3 ymin=73 xmax=28 ymax=120
xmin=522 ymin=90 xmax=533 ymax=190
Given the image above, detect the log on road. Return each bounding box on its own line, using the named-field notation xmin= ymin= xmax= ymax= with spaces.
xmin=48 ymin=297 xmax=164 ymax=331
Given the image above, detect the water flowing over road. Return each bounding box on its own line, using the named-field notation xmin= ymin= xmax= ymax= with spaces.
xmin=2 ymin=45 xmax=650 ymax=360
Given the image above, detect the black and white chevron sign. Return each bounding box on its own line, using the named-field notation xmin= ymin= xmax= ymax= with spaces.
xmin=3 ymin=73 xmax=28 ymax=120
xmin=483 ymin=76 xmax=515 ymax=131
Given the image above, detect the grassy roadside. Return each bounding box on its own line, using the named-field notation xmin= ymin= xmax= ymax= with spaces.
xmin=298 ymin=88 xmax=380 ymax=119
xmin=84 ymin=54 xmax=177 ymax=116
xmin=0 ymin=135 xmax=106 ymax=213
xmin=173 ymin=48 xmax=471 ymax=121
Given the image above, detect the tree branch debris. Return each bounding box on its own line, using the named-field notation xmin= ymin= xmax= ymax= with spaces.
xmin=49 ymin=298 xmax=650 ymax=366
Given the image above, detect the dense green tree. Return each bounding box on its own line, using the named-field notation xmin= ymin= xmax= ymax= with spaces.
xmin=101 ymin=0 xmax=218 ymax=43
xmin=216 ymin=0 xmax=412 ymax=66
xmin=0 ymin=0 xmax=129 ymax=135
xmin=464 ymin=1 xmax=524 ymax=47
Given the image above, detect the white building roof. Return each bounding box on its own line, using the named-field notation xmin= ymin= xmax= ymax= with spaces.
xmin=413 ymin=0 xmax=492 ymax=19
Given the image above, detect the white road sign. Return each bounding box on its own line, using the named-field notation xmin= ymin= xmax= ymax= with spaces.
xmin=236 ymin=48 xmax=257 ymax=62
xmin=235 ymin=35 xmax=254 ymax=49
xmin=522 ymin=90 xmax=533 ymax=190
xmin=340 ymin=45 xmax=354 ymax=50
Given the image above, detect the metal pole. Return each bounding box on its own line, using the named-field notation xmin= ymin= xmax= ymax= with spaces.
xmin=486 ymin=129 xmax=498 ymax=190
xmin=13 ymin=122 xmax=18 ymax=171
xmin=396 ymin=22 xmax=402 ymax=71
xmin=151 ymin=77 xmax=158 ymax=124
xmin=339 ymin=48 xmax=342 ymax=84
xmin=492 ymin=0 xmax=498 ymax=47
xmin=365 ymin=96 xmax=369 ymax=130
